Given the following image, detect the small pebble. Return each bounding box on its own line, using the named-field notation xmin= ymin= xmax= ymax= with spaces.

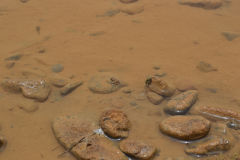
xmin=196 ymin=61 xmax=218 ymax=72
xmin=60 ymin=80 xmax=83 ymax=95
xmin=5 ymin=53 xmax=23 ymax=61
xmin=222 ymin=31 xmax=239 ymax=41
xmin=51 ymin=64 xmax=64 ymax=73
xmin=5 ymin=62 xmax=15 ymax=69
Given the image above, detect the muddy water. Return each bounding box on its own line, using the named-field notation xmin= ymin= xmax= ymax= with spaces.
xmin=0 ymin=0 xmax=240 ymax=159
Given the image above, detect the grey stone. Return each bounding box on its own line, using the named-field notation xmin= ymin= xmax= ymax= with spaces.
xmin=51 ymin=64 xmax=64 ymax=73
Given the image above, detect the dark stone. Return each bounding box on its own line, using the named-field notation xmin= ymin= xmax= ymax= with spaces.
xmin=51 ymin=64 xmax=64 ymax=73
xmin=5 ymin=54 xmax=23 ymax=61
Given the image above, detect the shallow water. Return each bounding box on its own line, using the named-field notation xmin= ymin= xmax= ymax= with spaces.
xmin=0 ymin=0 xmax=240 ymax=159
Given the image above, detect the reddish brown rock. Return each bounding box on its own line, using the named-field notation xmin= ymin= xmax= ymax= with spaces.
xmin=145 ymin=76 xmax=176 ymax=97
xmin=99 ymin=110 xmax=131 ymax=138
xmin=179 ymin=0 xmax=223 ymax=9
xmin=1 ymin=79 xmax=51 ymax=101
xmin=52 ymin=115 xmax=127 ymax=160
xmin=185 ymin=136 xmax=231 ymax=156
xmin=146 ymin=89 xmax=164 ymax=105
xmin=175 ymin=79 xmax=197 ymax=92
xmin=119 ymin=139 xmax=156 ymax=160
xmin=159 ymin=115 xmax=211 ymax=140
xmin=72 ymin=134 xmax=128 ymax=160
xmin=193 ymin=105 xmax=240 ymax=121
xmin=164 ymin=90 xmax=198 ymax=115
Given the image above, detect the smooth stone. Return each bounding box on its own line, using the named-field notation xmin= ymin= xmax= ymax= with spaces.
xmin=0 ymin=135 xmax=7 ymax=152
xmin=193 ymin=105 xmax=240 ymax=121
xmin=146 ymin=89 xmax=164 ymax=105
xmin=185 ymin=136 xmax=231 ymax=156
xmin=120 ymin=4 xmax=144 ymax=15
xmin=99 ymin=110 xmax=131 ymax=138
xmin=51 ymin=64 xmax=64 ymax=73
xmin=119 ymin=0 xmax=138 ymax=4
xmin=5 ymin=53 xmax=23 ymax=61
xmin=119 ymin=139 xmax=156 ymax=160
xmin=52 ymin=115 xmax=127 ymax=160
xmin=49 ymin=75 xmax=69 ymax=87
xmin=145 ymin=76 xmax=176 ymax=97
xmin=164 ymin=90 xmax=198 ymax=115
xmin=88 ymin=73 xmax=127 ymax=94
xmin=60 ymin=80 xmax=83 ymax=95
xmin=18 ymin=101 xmax=39 ymax=113
xmin=122 ymin=88 xmax=133 ymax=94
xmin=196 ymin=61 xmax=218 ymax=72
xmin=179 ymin=0 xmax=223 ymax=9
xmin=71 ymin=134 xmax=128 ymax=160
xmin=222 ymin=31 xmax=240 ymax=41
xmin=159 ymin=115 xmax=211 ymax=140
xmin=175 ymin=79 xmax=197 ymax=92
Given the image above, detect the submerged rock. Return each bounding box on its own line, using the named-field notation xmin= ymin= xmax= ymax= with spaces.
xmin=119 ymin=139 xmax=156 ymax=160
xmin=146 ymin=89 xmax=164 ymax=105
xmin=0 ymin=135 xmax=7 ymax=152
xmin=222 ymin=31 xmax=240 ymax=41
xmin=1 ymin=79 xmax=51 ymax=102
xmin=159 ymin=115 xmax=211 ymax=141
xmin=120 ymin=0 xmax=138 ymax=4
xmin=196 ymin=61 xmax=218 ymax=72
xmin=193 ymin=105 xmax=240 ymax=121
xmin=185 ymin=136 xmax=231 ymax=156
xmin=52 ymin=115 xmax=127 ymax=160
xmin=145 ymin=76 xmax=176 ymax=97
xmin=99 ymin=110 xmax=131 ymax=138
xmin=88 ymin=73 xmax=127 ymax=94
xmin=164 ymin=90 xmax=198 ymax=115
xmin=179 ymin=0 xmax=223 ymax=9
xmin=60 ymin=80 xmax=83 ymax=95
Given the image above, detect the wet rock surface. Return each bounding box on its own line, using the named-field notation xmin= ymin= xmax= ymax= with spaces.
xmin=193 ymin=105 xmax=240 ymax=121
xmin=185 ymin=136 xmax=231 ymax=156
xmin=159 ymin=115 xmax=211 ymax=140
xmin=88 ymin=73 xmax=127 ymax=94
xmin=1 ymin=79 xmax=51 ymax=101
xmin=145 ymin=76 xmax=176 ymax=97
xmin=60 ymin=80 xmax=83 ymax=95
xmin=146 ymin=89 xmax=164 ymax=105
xmin=0 ymin=135 xmax=7 ymax=152
xmin=179 ymin=0 xmax=223 ymax=9
xmin=52 ymin=115 xmax=127 ymax=160
xmin=164 ymin=90 xmax=198 ymax=115
xmin=99 ymin=110 xmax=131 ymax=138
xmin=119 ymin=139 xmax=156 ymax=160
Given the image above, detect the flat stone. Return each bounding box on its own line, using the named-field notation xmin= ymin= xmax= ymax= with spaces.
xmin=52 ymin=115 xmax=127 ymax=160
xmin=179 ymin=0 xmax=223 ymax=9
xmin=119 ymin=139 xmax=156 ymax=160
xmin=18 ymin=100 xmax=39 ymax=113
xmin=99 ymin=110 xmax=131 ymax=138
xmin=60 ymin=80 xmax=83 ymax=95
xmin=164 ymin=90 xmax=198 ymax=115
xmin=0 ymin=135 xmax=7 ymax=152
xmin=88 ymin=73 xmax=127 ymax=94
xmin=222 ymin=31 xmax=240 ymax=41
xmin=193 ymin=105 xmax=240 ymax=121
xmin=49 ymin=75 xmax=69 ymax=87
xmin=185 ymin=136 xmax=231 ymax=156
xmin=145 ymin=76 xmax=176 ymax=97
xmin=159 ymin=115 xmax=211 ymax=140
xmin=146 ymin=89 xmax=164 ymax=105
xmin=120 ymin=4 xmax=144 ymax=15
xmin=119 ymin=0 xmax=138 ymax=4
xmin=51 ymin=64 xmax=64 ymax=73
xmin=71 ymin=134 xmax=128 ymax=160
xmin=5 ymin=53 xmax=23 ymax=61
xmin=1 ymin=79 xmax=51 ymax=101
xmin=196 ymin=61 xmax=218 ymax=72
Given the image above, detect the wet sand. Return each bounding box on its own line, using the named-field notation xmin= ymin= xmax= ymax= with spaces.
xmin=0 ymin=0 xmax=240 ymax=159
